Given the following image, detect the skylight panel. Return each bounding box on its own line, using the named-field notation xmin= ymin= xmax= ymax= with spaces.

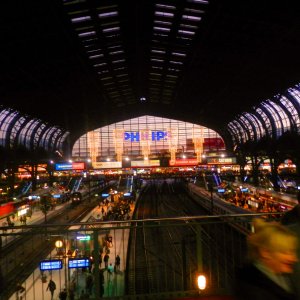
xmin=97 ymin=70 xmax=109 ymax=74
xmin=181 ymin=24 xmax=198 ymax=29
xmin=187 ymin=0 xmax=209 ymax=4
xmin=155 ymin=11 xmax=174 ymax=18
xmin=150 ymin=72 xmax=162 ymax=77
xmin=71 ymin=16 xmax=91 ymax=23
xmin=78 ymin=31 xmax=96 ymax=37
xmin=103 ymin=26 xmax=120 ymax=33
xmin=89 ymin=54 xmax=104 ymax=59
xmin=109 ymin=50 xmax=124 ymax=55
xmin=168 ymin=68 xmax=180 ymax=72
xmin=182 ymin=15 xmax=201 ymax=21
xmin=114 ymin=67 xmax=126 ymax=71
xmin=170 ymin=60 xmax=183 ymax=65
xmin=151 ymin=49 xmax=166 ymax=54
xmin=98 ymin=11 xmax=118 ymax=18
xmin=153 ymin=33 xmax=168 ymax=38
xmin=82 ymin=38 xmax=98 ymax=43
xmin=154 ymin=26 xmax=171 ymax=32
xmin=112 ymin=59 xmax=125 ymax=64
xmin=154 ymin=20 xmax=172 ymax=26
xmin=152 ymin=66 xmax=163 ymax=70
xmin=172 ymin=52 xmax=186 ymax=57
xmin=93 ymin=62 xmax=107 ymax=67
xmin=184 ymin=8 xmax=204 ymax=14
xmin=151 ymin=58 xmax=164 ymax=63
xmin=178 ymin=29 xmax=195 ymax=36
xmin=155 ymin=4 xmax=176 ymax=10
xmin=87 ymin=49 xmax=103 ymax=53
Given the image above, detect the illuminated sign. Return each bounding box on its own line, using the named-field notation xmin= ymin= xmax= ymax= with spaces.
xmin=55 ymin=162 xmax=85 ymax=171
xmin=169 ymin=159 xmax=198 ymax=166
xmin=76 ymin=235 xmax=91 ymax=241
xmin=101 ymin=193 xmax=109 ymax=197
xmin=124 ymin=131 xmax=169 ymax=142
xmin=92 ymin=162 xmax=122 ymax=169
xmin=40 ymin=259 xmax=63 ymax=271
xmin=206 ymin=157 xmax=236 ymax=164
xmin=68 ymin=258 xmax=90 ymax=269
xmin=218 ymin=188 xmax=225 ymax=193
xmin=131 ymin=160 xmax=160 ymax=167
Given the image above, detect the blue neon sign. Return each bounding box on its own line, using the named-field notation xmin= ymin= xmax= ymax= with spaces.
xmin=124 ymin=131 xmax=168 ymax=142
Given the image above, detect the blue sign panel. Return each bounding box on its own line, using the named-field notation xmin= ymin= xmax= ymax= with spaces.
xmin=55 ymin=163 xmax=73 ymax=171
xmin=217 ymin=188 xmax=225 ymax=193
xmin=101 ymin=193 xmax=109 ymax=197
xmin=40 ymin=259 xmax=63 ymax=271
xmin=241 ymin=188 xmax=249 ymax=192
xmin=68 ymin=258 xmax=90 ymax=269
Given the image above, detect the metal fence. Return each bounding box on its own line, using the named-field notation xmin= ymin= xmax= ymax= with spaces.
xmin=0 ymin=213 xmax=281 ymax=300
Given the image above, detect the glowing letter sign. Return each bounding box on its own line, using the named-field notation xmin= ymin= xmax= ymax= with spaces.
xmin=124 ymin=131 xmax=168 ymax=142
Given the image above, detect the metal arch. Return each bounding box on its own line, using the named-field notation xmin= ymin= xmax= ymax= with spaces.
xmin=285 ymin=87 xmax=300 ymax=131
xmin=255 ymin=104 xmax=277 ymax=138
xmin=19 ymin=119 xmax=40 ymax=150
xmin=27 ymin=119 xmax=45 ymax=151
xmin=52 ymin=130 xmax=69 ymax=153
xmin=263 ymin=99 xmax=287 ymax=137
xmin=243 ymin=112 xmax=264 ymax=141
xmin=250 ymin=108 xmax=270 ymax=138
xmin=232 ymin=118 xmax=252 ymax=142
xmin=42 ymin=127 xmax=64 ymax=152
xmin=227 ymin=123 xmax=240 ymax=145
xmin=229 ymin=119 xmax=248 ymax=143
xmin=1 ymin=108 xmax=23 ymax=149
xmin=239 ymin=113 xmax=257 ymax=141
xmin=11 ymin=114 xmax=31 ymax=148
xmin=36 ymin=124 xmax=54 ymax=151
xmin=273 ymin=94 xmax=297 ymax=132
xmin=0 ymin=107 xmax=15 ymax=147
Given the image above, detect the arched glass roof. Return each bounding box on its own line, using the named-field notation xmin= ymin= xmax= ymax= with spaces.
xmin=72 ymin=115 xmax=224 ymax=161
xmin=0 ymin=106 xmax=69 ymax=152
xmin=227 ymin=83 xmax=300 ymax=146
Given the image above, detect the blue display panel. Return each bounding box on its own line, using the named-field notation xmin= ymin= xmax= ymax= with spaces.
xmin=68 ymin=258 xmax=90 ymax=269
xmin=217 ymin=188 xmax=225 ymax=193
xmin=40 ymin=259 xmax=63 ymax=271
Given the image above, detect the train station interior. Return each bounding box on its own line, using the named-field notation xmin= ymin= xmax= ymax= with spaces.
xmin=1 ymin=0 xmax=300 ymax=299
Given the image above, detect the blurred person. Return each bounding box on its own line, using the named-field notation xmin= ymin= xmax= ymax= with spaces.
xmin=233 ymin=218 xmax=298 ymax=300
xmin=46 ymin=279 xmax=56 ymax=300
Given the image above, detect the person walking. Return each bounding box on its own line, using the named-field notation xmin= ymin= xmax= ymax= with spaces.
xmin=104 ymin=253 xmax=109 ymax=269
xmin=233 ymin=218 xmax=298 ymax=300
xmin=115 ymin=254 xmax=121 ymax=272
xmin=85 ymin=271 xmax=94 ymax=295
xmin=46 ymin=279 xmax=56 ymax=300
xmin=58 ymin=288 xmax=67 ymax=300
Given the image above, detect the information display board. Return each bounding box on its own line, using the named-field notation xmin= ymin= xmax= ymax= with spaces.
xmin=68 ymin=258 xmax=90 ymax=269
xmin=40 ymin=259 xmax=63 ymax=271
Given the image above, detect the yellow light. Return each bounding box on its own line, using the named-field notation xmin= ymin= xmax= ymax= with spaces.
xmin=55 ymin=240 xmax=63 ymax=248
xmin=197 ymin=274 xmax=206 ymax=290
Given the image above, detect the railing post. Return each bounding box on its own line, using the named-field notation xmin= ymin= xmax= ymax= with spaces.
xmin=93 ymin=230 xmax=100 ymax=299
xmin=196 ymin=224 xmax=203 ymax=273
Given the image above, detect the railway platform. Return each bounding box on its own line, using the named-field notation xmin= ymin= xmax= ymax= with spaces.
xmin=7 ymin=197 xmax=135 ymax=300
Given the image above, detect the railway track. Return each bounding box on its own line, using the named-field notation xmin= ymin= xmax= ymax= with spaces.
xmin=126 ymin=179 xmax=249 ymax=296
